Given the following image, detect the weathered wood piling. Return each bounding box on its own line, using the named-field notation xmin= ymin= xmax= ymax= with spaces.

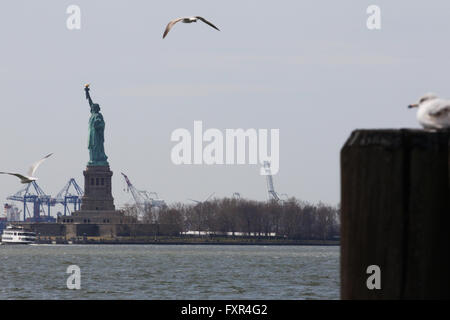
xmin=341 ymin=129 xmax=450 ymax=299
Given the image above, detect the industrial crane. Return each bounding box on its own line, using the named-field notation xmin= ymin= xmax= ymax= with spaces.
xmin=121 ymin=173 xmax=166 ymax=220
xmin=54 ymin=178 xmax=83 ymax=216
xmin=263 ymin=161 xmax=282 ymax=201
xmin=232 ymin=192 xmax=241 ymax=200
xmin=262 ymin=162 xmax=291 ymax=203
xmin=7 ymin=181 xmax=54 ymax=221
xmin=139 ymin=190 xmax=166 ymax=209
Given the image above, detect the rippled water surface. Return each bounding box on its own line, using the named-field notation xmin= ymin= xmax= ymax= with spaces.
xmin=0 ymin=245 xmax=339 ymax=299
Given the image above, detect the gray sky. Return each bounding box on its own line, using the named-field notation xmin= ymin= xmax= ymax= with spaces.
xmin=0 ymin=1 xmax=448 ymax=214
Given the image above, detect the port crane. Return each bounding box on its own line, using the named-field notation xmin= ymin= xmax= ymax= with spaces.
xmin=121 ymin=172 xmax=166 ymax=220
xmin=7 ymin=181 xmax=54 ymax=221
xmin=264 ymin=161 xmax=289 ymax=203
xmin=263 ymin=161 xmax=280 ymax=201
xmin=54 ymin=178 xmax=83 ymax=216
xmin=232 ymin=192 xmax=241 ymax=200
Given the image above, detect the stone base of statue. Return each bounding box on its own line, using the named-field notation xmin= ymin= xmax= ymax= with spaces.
xmin=67 ymin=210 xmax=124 ymax=224
xmin=81 ymin=166 xmax=115 ymax=211
xmin=57 ymin=165 xmax=125 ymax=226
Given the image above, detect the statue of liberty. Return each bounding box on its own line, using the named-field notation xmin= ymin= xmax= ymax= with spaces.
xmin=84 ymin=84 xmax=109 ymax=166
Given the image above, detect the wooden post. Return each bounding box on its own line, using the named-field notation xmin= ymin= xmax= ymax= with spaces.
xmin=341 ymin=129 xmax=450 ymax=299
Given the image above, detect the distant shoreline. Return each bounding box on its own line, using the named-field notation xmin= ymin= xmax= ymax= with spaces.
xmin=34 ymin=238 xmax=340 ymax=246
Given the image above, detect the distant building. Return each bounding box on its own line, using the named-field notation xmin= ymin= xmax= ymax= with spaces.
xmin=0 ymin=217 xmax=7 ymax=233
xmin=4 ymin=203 xmax=20 ymax=222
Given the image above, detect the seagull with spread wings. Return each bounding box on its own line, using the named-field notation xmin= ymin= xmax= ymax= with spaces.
xmin=0 ymin=153 xmax=53 ymax=184
xmin=163 ymin=16 xmax=220 ymax=39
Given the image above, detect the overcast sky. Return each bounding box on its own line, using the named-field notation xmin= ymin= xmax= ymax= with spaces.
xmin=0 ymin=1 xmax=448 ymax=215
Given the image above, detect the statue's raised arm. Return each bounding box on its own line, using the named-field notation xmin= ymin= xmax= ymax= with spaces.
xmin=84 ymin=84 xmax=94 ymax=110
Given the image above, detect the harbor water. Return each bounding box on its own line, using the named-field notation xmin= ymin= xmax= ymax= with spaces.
xmin=0 ymin=244 xmax=339 ymax=299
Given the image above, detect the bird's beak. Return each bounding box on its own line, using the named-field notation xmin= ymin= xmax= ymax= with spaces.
xmin=408 ymin=104 xmax=418 ymax=109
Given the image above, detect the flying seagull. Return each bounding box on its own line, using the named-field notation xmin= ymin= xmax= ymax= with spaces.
xmin=163 ymin=16 xmax=220 ymax=39
xmin=408 ymin=93 xmax=450 ymax=129
xmin=0 ymin=153 xmax=53 ymax=184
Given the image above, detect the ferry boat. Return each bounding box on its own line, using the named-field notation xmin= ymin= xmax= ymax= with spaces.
xmin=1 ymin=225 xmax=36 ymax=244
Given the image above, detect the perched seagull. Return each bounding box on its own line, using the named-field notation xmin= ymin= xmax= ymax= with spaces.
xmin=408 ymin=93 xmax=450 ymax=129
xmin=163 ymin=16 xmax=220 ymax=39
xmin=0 ymin=153 xmax=53 ymax=184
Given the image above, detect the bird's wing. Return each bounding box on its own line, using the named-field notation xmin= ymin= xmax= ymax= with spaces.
xmin=428 ymin=100 xmax=450 ymax=117
xmin=195 ymin=17 xmax=220 ymax=31
xmin=163 ymin=18 xmax=184 ymax=38
xmin=0 ymin=172 xmax=29 ymax=181
xmin=28 ymin=153 xmax=53 ymax=177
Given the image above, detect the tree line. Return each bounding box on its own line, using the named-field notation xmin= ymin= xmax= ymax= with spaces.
xmin=122 ymin=198 xmax=340 ymax=240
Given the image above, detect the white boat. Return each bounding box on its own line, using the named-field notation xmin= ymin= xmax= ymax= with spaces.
xmin=1 ymin=225 xmax=36 ymax=244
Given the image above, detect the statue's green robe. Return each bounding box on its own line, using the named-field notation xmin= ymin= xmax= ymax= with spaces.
xmin=88 ymin=111 xmax=108 ymax=166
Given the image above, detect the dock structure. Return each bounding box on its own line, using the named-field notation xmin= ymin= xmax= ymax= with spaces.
xmin=7 ymin=181 xmax=54 ymax=221
xmin=340 ymin=129 xmax=450 ymax=299
xmin=54 ymin=178 xmax=83 ymax=216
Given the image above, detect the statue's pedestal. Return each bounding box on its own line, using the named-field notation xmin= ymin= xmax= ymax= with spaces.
xmin=67 ymin=210 xmax=124 ymax=224
xmin=81 ymin=165 xmax=115 ymax=211
xmin=58 ymin=165 xmax=125 ymax=226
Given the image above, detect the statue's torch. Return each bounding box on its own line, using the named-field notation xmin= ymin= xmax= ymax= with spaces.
xmin=84 ymin=83 xmax=90 ymax=100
